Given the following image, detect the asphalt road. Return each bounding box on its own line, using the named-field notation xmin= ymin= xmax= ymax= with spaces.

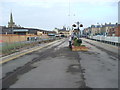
xmin=1 ymin=38 xmax=118 ymax=89
xmin=2 ymin=38 xmax=86 ymax=88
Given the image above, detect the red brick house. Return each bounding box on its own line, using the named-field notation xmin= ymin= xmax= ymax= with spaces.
xmin=108 ymin=28 xmax=115 ymax=36
xmin=115 ymin=24 xmax=120 ymax=37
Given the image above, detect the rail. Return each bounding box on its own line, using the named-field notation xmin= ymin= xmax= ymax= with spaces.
xmin=87 ymin=36 xmax=120 ymax=46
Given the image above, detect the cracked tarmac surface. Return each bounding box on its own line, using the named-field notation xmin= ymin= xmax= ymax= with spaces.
xmin=9 ymin=39 xmax=86 ymax=88
xmin=79 ymin=38 xmax=118 ymax=88
xmin=2 ymin=38 xmax=118 ymax=88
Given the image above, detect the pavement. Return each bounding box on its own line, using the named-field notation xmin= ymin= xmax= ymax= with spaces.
xmin=79 ymin=38 xmax=118 ymax=88
xmin=82 ymin=38 xmax=119 ymax=55
xmin=1 ymin=38 xmax=118 ymax=88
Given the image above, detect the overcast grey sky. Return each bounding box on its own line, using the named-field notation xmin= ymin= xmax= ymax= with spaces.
xmin=0 ymin=0 xmax=119 ymax=30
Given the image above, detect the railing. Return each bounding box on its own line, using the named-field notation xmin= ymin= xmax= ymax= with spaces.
xmin=88 ymin=36 xmax=120 ymax=46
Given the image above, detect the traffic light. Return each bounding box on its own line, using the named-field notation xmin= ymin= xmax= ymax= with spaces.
xmin=72 ymin=24 xmax=76 ymax=27
xmin=80 ymin=24 xmax=83 ymax=27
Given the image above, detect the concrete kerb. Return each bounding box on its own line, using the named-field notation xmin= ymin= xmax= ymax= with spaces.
xmin=0 ymin=39 xmax=63 ymax=64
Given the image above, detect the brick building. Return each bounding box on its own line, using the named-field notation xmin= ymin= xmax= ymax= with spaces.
xmin=115 ymin=24 xmax=120 ymax=37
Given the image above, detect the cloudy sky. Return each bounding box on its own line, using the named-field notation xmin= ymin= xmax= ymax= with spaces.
xmin=0 ymin=0 xmax=119 ymax=30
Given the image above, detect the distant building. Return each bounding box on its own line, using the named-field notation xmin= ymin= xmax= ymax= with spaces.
xmin=101 ymin=23 xmax=116 ymax=36
xmin=91 ymin=25 xmax=97 ymax=36
xmin=58 ymin=30 xmax=70 ymax=37
xmin=13 ymin=29 xmax=29 ymax=35
xmin=108 ymin=28 xmax=115 ymax=36
xmin=88 ymin=24 xmax=102 ymax=36
xmin=53 ymin=27 xmax=70 ymax=37
xmin=0 ymin=26 xmax=3 ymax=34
xmin=1 ymin=26 xmax=13 ymax=34
xmin=83 ymin=23 xmax=117 ymax=37
xmin=54 ymin=28 xmax=59 ymax=34
xmin=59 ymin=26 xmax=67 ymax=31
xmin=115 ymin=24 xmax=120 ymax=37
xmin=47 ymin=31 xmax=56 ymax=36
xmin=83 ymin=28 xmax=87 ymax=36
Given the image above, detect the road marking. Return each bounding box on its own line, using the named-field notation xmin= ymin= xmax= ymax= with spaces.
xmin=0 ymin=40 xmax=61 ymax=64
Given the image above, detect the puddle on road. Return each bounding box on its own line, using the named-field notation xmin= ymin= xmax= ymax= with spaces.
xmin=66 ymin=64 xmax=80 ymax=74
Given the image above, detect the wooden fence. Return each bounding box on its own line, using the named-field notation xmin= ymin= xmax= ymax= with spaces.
xmin=0 ymin=34 xmax=49 ymax=43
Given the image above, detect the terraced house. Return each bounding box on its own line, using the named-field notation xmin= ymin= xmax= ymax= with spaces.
xmin=83 ymin=23 xmax=118 ymax=37
xmin=100 ymin=23 xmax=117 ymax=36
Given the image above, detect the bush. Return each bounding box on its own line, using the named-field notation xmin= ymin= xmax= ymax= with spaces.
xmin=73 ymin=37 xmax=77 ymax=41
xmin=73 ymin=38 xmax=82 ymax=46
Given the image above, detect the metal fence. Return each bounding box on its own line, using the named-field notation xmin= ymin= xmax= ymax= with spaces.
xmin=88 ymin=36 xmax=120 ymax=46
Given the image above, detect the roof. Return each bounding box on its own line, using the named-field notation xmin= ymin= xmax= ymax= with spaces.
xmin=59 ymin=30 xmax=69 ymax=32
xmin=13 ymin=29 xmax=29 ymax=32
xmin=48 ymin=33 xmax=56 ymax=36
xmin=91 ymin=25 xmax=95 ymax=28
xmin=102 ymin=24 xmax=116 ymax=27
xmin=96 ymin=25 xmax=101 ymax=28
xmin=91 ymin=25 xmax=102 ymax=28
